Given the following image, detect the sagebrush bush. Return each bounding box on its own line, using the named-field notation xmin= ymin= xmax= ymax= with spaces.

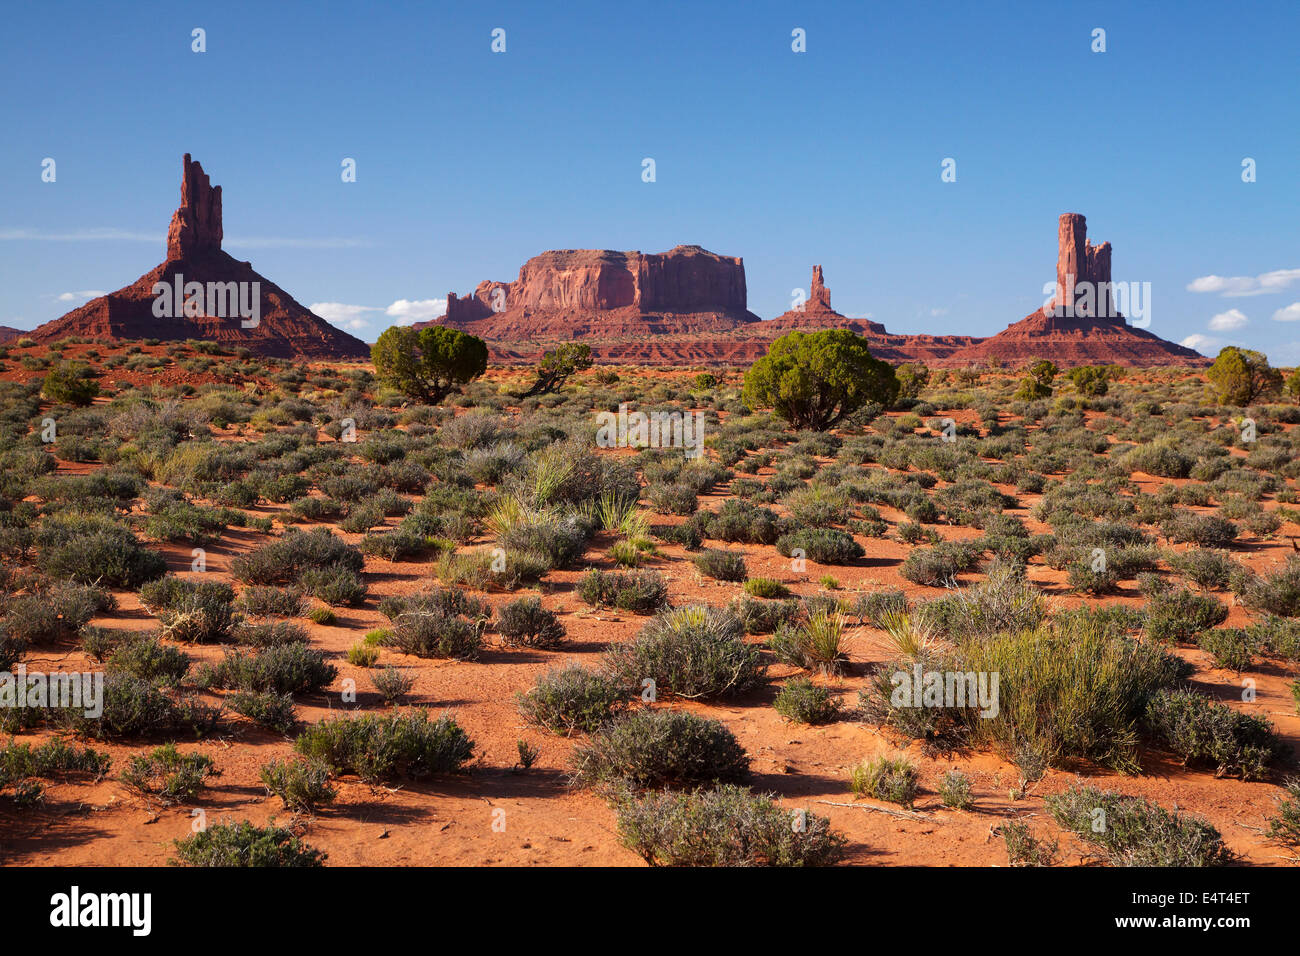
xmin=120 ymin=743 xmax=214 ymax=804
xmin=516 ymin=664 xmax=628 ymax=735
xmin=571 ymin=709 xmax=749 ymax=790
xmin=773 ymin=677 xmax=840 ymax=724
xmin=849 ymin=754 xmax=920 ymax=808
xmin=1142 ymin=688 xmax=1278 ymax=781
xmin=775 ymin=528 xmax=864 ymax=565
xmin=575 ymin=569 xmax=667 ymax=613
xmin=1144 ymin=587 xmax=1229 ymax=643
xmin=294 ymin=710 xmax=474 ymax=782
xmin=199 ymin=644 xmax=336 ymax=696
xmin=604 ymin=606 xmax=764 ymax=700
xmin=693 ymin=548 xmax=748 ymax=582
xmin=496 ymin=597 xmax=566 ymax=648
xmin=615 ymin=785 xmax=846 ymax=866
xmin=259 ymin=757 xmax=337 ymax=812
xmin=1046 ymin=783 xmax=1232 ymax=866
xmin=171 ymin=821 xmax=325 ymax=867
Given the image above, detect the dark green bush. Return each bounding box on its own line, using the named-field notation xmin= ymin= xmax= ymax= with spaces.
xmin=571 ymin=709 xmax=749 ymax=790
xmin=604 ymin=606 xmax=764 ymax=700
xmin=516 ymin=664 xmax=628 ymax=735
xmin=294 ymin=709 xmax=474 ymax=782
xmin=171 ymin=821 xmax=325 ymax=867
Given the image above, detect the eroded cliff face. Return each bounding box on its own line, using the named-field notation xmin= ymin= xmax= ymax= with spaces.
xmin=442 ymin=245 xmax=753 ymax=324
xmin=30 ymin=155 xmax=370 ymax=359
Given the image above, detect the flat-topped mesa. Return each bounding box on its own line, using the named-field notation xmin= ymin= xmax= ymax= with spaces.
xmin=807 ymin=264 xmax=833 ymax=311
xmin=436 ymin=245 xmax=757 ymax=332
xmin=166 ymin=153 xmax=222 ymax=260
xmin=1052 ymin=213 xmax=1115 ymax=321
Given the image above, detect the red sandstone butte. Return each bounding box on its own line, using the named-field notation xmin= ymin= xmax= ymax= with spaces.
xmin=946 ymin=213 xmax=1206 ymax=368
xmin=427 ymin=245 xmax=761 ymax=342
xmin=28 ymin=155 xmax=370 ymax=360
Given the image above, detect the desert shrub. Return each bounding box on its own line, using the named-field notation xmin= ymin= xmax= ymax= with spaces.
xmin=229 ymin=690 xmax=297 ymax=732
xmin=698 ymin=500 xmax=786 ymax=545
xmin=571 ymin=709 xmax=749 ymax=790
xmin=615 ymin=785 xmax=845 ymax=866
xmin=2 ymin=584 xmax=108 ymax=644
xmin=1196 ymin=628 xmax=1258 ymax=672
xmin=496 ymin=597 xmax=566 ymax=648
xmin=728 ymin=595 xmax=801 ymax=635
xmin=853 ymin=589 xmax=908 ymax=627
xmin=41 ymin=362 xmax=100 ymax=406
xmin=899 ymin=542 xmax=978 ymax=586
xmin=1239 ymin=557 xmax=1300 ymax=617
xmin=849 ymin=754 xmax=920 ymax=808
xmin=171 ymin=821 xmax=325 ymax=867
xmin=956 ymin=622 xmax=1191 ymax=773
xmin=1162 ymin=513 xmax=1238 ymax=548
xmin=604 ymin=606 xmax=764 ymax=700
xmin=773 ymin=677 xmax=840 ymax=724
xmin=775 ymin=528 xmax=864 ymax=565
xmin=36 ymin=519 xmax=166 ymax=588
xmin=915 ymin=563 xmax=1047 ymax=640
xmin=229 ymin=529 xmax=363 ymax=585
xmin=0 ymin=738 xmax=111 ymax=800
xmin=1143 ymin=587 xmax=1228 ymax=643
xmin=1266 ymin=778 xmax=1300 ymax=847
xmin=1142 ymin=689 xmax=1278 ymax=780
xmin=575 ymin=569 xmax=667 ymax=613
xmin=234 ymin=621 xmax=309 ymax=648
xmin=743 ymin=577 xmax=791 ymax=599
xmin=370 ymin=665 xmax=415 ymax=703
xmin=120 ymin=744 xmax=214 ymax=804
xmin=107 ymin=636 xmax=191 ymax=685
xmin=1168 ymin=549 xmax=1239 ymax=590
xmin=767 ymin=610 xmax=849 ymax=675
xmin=147 ymin=580 xmax=239 ymax=644
xmin=647 ymin=482 xmax=698 ymax=516
xmin=346 ymin=642 xmax=380 ymax=667
xmin=938 ymin=770 xmax=973 ymax=809
xmin=294 ymin=710 xmax=474 ymax=782
xmin=199 ymin=644 xmax=336 ymax=696
xmin=1001 ymin=821 xmax=1058 ymax=866
xmin=516 ymin=664 xmax=628 ymax=735
xmin=236 ymin=586 xmax=306 ymax=617
xmin=1046 ymin=783 xmax=1232 ymax=866
xmin=1124 ymin=440 xmax=1193 ymax=479
xmin=259 ymin=758 xmax=337 ymax=812
xmin=385 ymin=607 xmax=484 ymax=660
xmin=299 ymin=567 xmax=368 ymax=607
xmin=693 ymin=548 xmax=748 ymax=582
xmin=62 ymin=673 xmax=175 ymax=739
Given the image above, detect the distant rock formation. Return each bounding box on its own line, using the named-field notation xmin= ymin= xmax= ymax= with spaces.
xmin=28 ymin=155 xmax=369 ymax=360
xmin=945 ymin=213 xmax=1205 ymax=367
xmin=427 ymin=245 xmax=761 ymax=340
xmin=0 ymin=326 xmax=24 ymax=344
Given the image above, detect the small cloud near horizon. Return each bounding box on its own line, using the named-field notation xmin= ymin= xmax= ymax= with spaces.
xmin=1208 ymin=308 xmax=1248 ymax=331
xmin=1272 ymin=302 xmax=1300 ymax=322
xmin=309 ymin=298 xmax=448 ymax=334
xmin=1187 ymin=268 xmax=1300 ymax=297
xmin=1180 ymin=333 xmax=1221 ymax=355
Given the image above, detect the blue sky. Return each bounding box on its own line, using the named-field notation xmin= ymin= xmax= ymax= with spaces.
xmin=2 ymin=0 xmax=1298 ymax=360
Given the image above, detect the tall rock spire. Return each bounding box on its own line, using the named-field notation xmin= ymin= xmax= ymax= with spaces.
xmin=166 ymin=153 xmax=222 ymax=260
xmin=808 ymin=264 xmax=832 ymax=311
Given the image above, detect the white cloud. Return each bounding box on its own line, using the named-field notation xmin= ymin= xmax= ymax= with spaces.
xmin=929 ymin=307 xmax=949 ymax=317
xmin=1208 ymin=308 xmax=1248 ymax=331
xmin=0 ymin=228 xmax=369 ymax=248
xmin=310 ymin=298 xmax=449 ymax=331
xmin=385 ymin=298 xmax=447 ymax=323
xmin=0 ymin=228 xmax=158 ymax=242
xmin=1180 ymin=333 xmax=1221 ymax=355
xmin=1186 ymin=268 xmax=1300 ymax=297
xmin=308 ymin=302 xmax=381 ymax=332
xmin=1271 ymin=302 xmax=1300 ymax=322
